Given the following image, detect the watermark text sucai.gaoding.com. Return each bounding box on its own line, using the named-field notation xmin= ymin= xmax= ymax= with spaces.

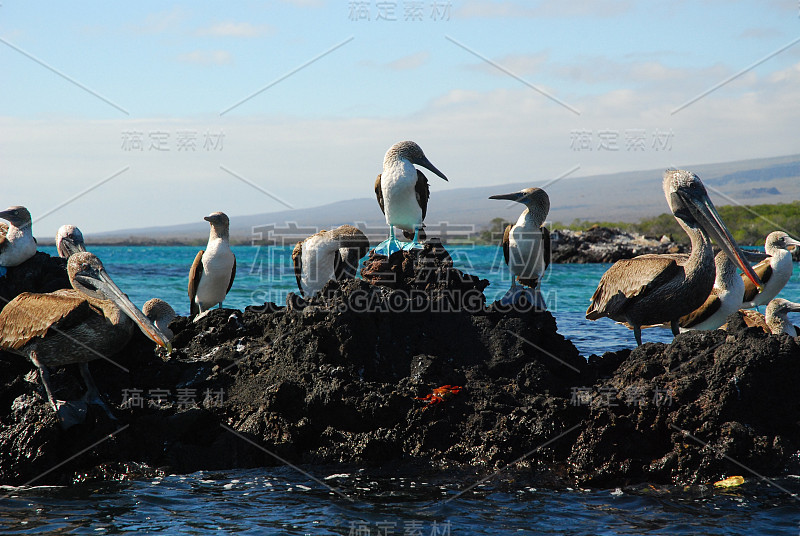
xmin=570 ymin=128 xmax=673 ymax=152
xmin=121 ymin=129 xmax=224 ymax=152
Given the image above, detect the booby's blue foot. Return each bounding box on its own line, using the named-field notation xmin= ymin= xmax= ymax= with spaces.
xmin=499 ymin=285 xmax=547 ymax=310
xmin=55 ymin=399 xmax=88 ymax=430
xmin=400 ymin=228 xmax=424 ymax=251
xmin=0 ymin=266 xmax=6 ymax=278
xmin=375 ymin=238 xmax=404 ymax=256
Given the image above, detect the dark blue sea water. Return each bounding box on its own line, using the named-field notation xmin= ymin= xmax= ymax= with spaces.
xmin=2 ymin=245 xmax=798 ymax=535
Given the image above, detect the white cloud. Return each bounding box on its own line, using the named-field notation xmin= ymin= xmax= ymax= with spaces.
xmin=176 ymin=50 xmax=233 ymax=65
xmin=456 ymin=0 xmax=634 ymax=19
xmin=196 ymin=22 xmax=275 ymax=38
xmin=386 ymin=51 xmax=430 ymax=71
xmin=133 ymin=7 xmax=187 ymax=34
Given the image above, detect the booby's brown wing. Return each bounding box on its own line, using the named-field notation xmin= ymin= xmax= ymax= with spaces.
xmin=0 ymin=291 xmax=93 ymax=351
xmin=501 ymin=224 xmax=511 ymax=267
xmin=291 ymin=241 xmax=303 ymax=294
xmin=586 ymin=255 xmax=681 ymax=320
xmin=374 ymin=174 xmax=385 ymax=215
xmin=0 ymin=223 xmax=8 ymax=253
xmin=415 ymin=169 xmax=430 ymax=221
xmin=742 ymin=258 xmax=772 ymax=303
xmin=226 ymin=256 xmax=236 ymax=294
xmin=188 ymin=250 xmax=204 ymax=317
xmin=678 ymin=289 xmax=721 ymax=328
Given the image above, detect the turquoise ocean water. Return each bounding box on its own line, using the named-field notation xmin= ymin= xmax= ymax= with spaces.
xmin=1 ymin=245 xmax=798 ymax=535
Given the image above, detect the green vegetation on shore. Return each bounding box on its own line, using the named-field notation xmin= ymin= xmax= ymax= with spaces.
xmin=551 ymin=201 xmax=800 ymax=246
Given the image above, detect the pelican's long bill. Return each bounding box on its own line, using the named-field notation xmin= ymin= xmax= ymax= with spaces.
xmin=680 ymin=188 xmax=763 ymax=292
xmin=75 ymin=266 xmax=173 ymax=353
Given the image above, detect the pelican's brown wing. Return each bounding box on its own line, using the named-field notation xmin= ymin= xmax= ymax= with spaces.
xmin=291 ymin=241 xmax=303 ymax=294
xmin=586 ymin=255 xmax=680 ymax=320
xmin=742 ymin=257 xmax=772 ymax=304
xmin=678 ymin=290 xmax=721 ymax=328
xmin=541 ymin=226 xmax=551 ymax=274
xmin=0 ymin=290 xmax=93 ymax=351
xmin=415 ymin=169 xmax=430 ymax=221
xmin=374 ymin=174 xmax=385 ymax=215
xmin=188 ymin=250 xmax=204 ymax=317
xmin=227 ymin=256 xmax=236 ymax=294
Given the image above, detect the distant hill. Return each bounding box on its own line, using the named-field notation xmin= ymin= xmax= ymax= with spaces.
xmin=88 ymin=153 xmax=800 ymax=245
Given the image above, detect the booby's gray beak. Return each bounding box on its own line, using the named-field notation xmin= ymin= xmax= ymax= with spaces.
xmin=204 ymin=215 xmax=217 ymax=223
xmin=680 ymin=189 xmax=763 ymax=292
xmin=418 ymin=156 xmax=448 ymax=182
xmin=783 ymin=301 xmax=800 ymax=313
xmin=785 ymin=237 xmax=800 ymax=251
xmin=489 ymin=191 xmax=526 ymax=202
xmin=76 ymin=268 xmax=173 ymax=353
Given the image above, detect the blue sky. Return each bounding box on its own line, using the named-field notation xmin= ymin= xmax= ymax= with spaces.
xmin=2 ymin=0 xmax=800 ymax=236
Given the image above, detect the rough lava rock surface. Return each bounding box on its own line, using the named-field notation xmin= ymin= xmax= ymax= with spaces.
xmin=0 ymin=245 xmax=798 ymax=489
xmin=551 ymin=226 xmax=688 ymax=263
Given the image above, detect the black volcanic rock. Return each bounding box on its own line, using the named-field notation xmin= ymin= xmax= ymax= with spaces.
xmin=551 ymin=227 xmax=688 ymax=263
xmin=0 ymin=251 xmax=69 ymax=312
xmin=0 ymin=248 xmax=798 ymax=490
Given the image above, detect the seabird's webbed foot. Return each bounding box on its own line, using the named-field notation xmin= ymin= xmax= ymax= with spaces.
xmin=0 ymin=266 xmax=6 ymax=278
xmin=54 ymin=399 xmax=89 ymax=429
xmin=79 ymin=362 xmax=118 ymax=422
xmin=375 ymin=237 xmax=404 ymax=256
xmin=499 ymin=285 xmax=547 ymax=310
xmin=400 ymin=228 xmax=425 ymax=251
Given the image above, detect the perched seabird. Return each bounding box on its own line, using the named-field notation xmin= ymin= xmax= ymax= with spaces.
xmin=189 ymin=212 xmax=236 ymax=318
xmin=374 ymin=141 xmax=448 ymax=255
xmin=143 ymin=298 xmax=177 ymax=340
xmin=0 ymin=206 xmax=37 ymax=276
xmin=741 ymin=231 xmax=800 ymax=309
xmin=0 ymin=252 xmax=171 ymax=428
xmin=765 ymin=298 xmax=800 ymax=336
xmin=292 ymin=225 xmax=370 ymax=297
xmin=586 ymin=170 xmax=762 ymax=346
xmin=55 ymin=224 xmax=87 ymax=258
xmin=488 ymin=188 xmax=550 ymax=307
xmin=675 ymin=251 xmax=744 ymax=331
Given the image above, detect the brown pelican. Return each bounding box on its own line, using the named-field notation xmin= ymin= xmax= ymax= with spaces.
xmin=0 ymin=206 xmax=37 ymax=277
xmin=586 ymin=169 xmax=762 ymax=346
xmin=0 ymin=252 xmax=171 ymax=427
xmin=55 ymin=224 xmax=87 ymax=258
xmin=374 ymin=141 xmax=448 ymax=255
xmin=741 ymin=231 xmax=800 ymax=309
xmin=488 ymin=187 xmax=550 ymax=307
xmin=765 ymin=298 xmax=800 ymax=336
xmin=292 ymin=225 xmax=370 ymax=297
xmin=189 ymin=212 xmax=236 ymax=318
xmin=143 ymin=298 xmax=177 ymax=340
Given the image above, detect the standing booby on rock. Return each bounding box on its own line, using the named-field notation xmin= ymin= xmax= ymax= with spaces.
xmin=143 ymin=298 xmax=177 ymax=340
xmin=741 ymin=231 xmax=800 ymax=309
xmin=56 ymin=224 xmax=87 ymax=258
xmin=0 ymin=252 xmax=171 ymax=428
xmin=765 ymin=298 xmax=800 ymax=336
xmin=374 ymin=141 xmax=448 ymax=255
xmin=488 ymin=188 xmax=550 ymax=307
xmin=676 ymin=251 xmax=745 ymax=331
xmin=0 ymin=206 xmax=37 ymax=277
xmin=292 ymin=225 xmax=370 ymax=297
xmin=189 ymin=212 xmax=236 ymax=318
xmin=586 ymin=170 xmax=762 ymax=346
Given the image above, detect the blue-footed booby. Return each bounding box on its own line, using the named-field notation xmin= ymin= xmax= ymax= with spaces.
xmin=586 ymin=169 xmax=763 ymax=346
xmin=189 ymin=212 xmax=236 ymax=318
xmin=0 ymin=252 xmax=171 ymax=428
xmin=292 ymin=225 xmax=370 ymax=297
xmin=56 ymin=224 xmax=87 ymax=259
xmin=143 ymin=298 xmax=177 ymax=340
xmin=765 ymin=298 xmax=800 ymax=336
xmin=374 ymin=141 xmax=448 ymax=255
xmin=675 ymin=251 xmax=745 ymax=332
xmin=0 ymin=206 xmax=37 ymax=277
xmin=488 ymin=188 xmax=550 ymax=307
xmin=741 ymin=231 xmax=800 ymax=309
